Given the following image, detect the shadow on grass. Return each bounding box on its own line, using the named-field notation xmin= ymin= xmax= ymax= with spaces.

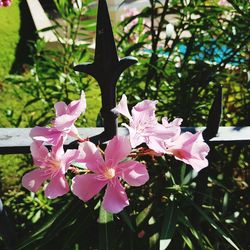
xmin=10 ymin=0 xmax=37 ymax=74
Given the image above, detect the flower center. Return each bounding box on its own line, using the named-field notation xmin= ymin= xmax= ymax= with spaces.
xmin=47 ymin=159 xmax=60 ymax=171
xmin=103 ymin=168 xmax=116 ymax=180
xmin=136 ymin=123 xmax=147 ymax=135
xmin=171 ymin=149 xmax=186 ymax=159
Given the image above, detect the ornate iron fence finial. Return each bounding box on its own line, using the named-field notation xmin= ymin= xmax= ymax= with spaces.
xmin=74 ymin=0 xmax=138 ymax=143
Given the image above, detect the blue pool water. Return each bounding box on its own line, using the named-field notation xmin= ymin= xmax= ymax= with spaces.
xmin=144 ymin=43 xmax=245 ymax=66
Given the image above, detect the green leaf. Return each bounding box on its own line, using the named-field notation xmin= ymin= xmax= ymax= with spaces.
xmin=182 ymin=170 xmax=198 ymax=185
xmin=191 ymin=202 xmax=241 ymax=250
xmin=99 ymin=205 xmax=114 ymax=250
xmin=178 ymin=211 xmax=213 ymax=250
xmin=160 ymin=201 xmax=178 ymax=250
xmin=119 ymin=210 xmax=135 ymax=232
xmin=136 ymin=202 xmax=153 ymax=227
xmin=17 ymin=198 xmax=82 ymax=250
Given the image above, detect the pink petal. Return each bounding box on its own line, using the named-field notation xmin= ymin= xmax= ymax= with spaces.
xmin=30 ymin=126 xmax=64 ymax=145
xmin=146 ymin=123 xmax=179 ymax=140
xmin=72 ymin=174 xmax=107 ymax=201
xmin=54 ymin=101 xmax=68 ymax=116
xmin=51 ymin=137 xmax=65 ymax=161
xmin=61 ymin=149 xmax=81 ymax=173
xmin=102 ymin=181 xmax=129 ymax=213
xmin=146 ymin=136 xmax=166 ymax=154
xmin=167 ymin=132 xmax=210 ymax=172
xmin=118 ymin=161 xmax=149 ymax=186
xmin=22 ymin=169 xmax=49 ymax=192
xmin=53 ymin=114 xmax=77 ymax=132
xmin=131 ymin=99 xmax=157 ymax=123
xmin=30 ymin=141 xmax=49 ymax=166
xmin=124 ymin=124 xmax=145 ymax=148
xmin=105 ymin=136 xmax=131 ymax=165
xmin=112 ymin=94 xmax=132 ymax=120
xmin=69 ymin=124 xmax=80 ymax=139
xmin=68 ymin=91 xmax=86 ymax=116
xmin=189 ymin=158 xmax=209 ymax=172
xmin=162 ymin=117 xmax=183 ymax=127
xmin=44 ymin=173 xmax=69 ymax=199
xmin=78 ymin=141 xmax=105 ymax=173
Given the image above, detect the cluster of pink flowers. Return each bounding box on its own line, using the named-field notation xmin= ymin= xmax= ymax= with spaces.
xmin=0 ymin=0 xmax=11 ymax=7
xmin=22 ymin=92 xmax=209 ymax=213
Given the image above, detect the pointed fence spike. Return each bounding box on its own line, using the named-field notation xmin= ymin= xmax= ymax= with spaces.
xmin=74 ymin=0 xmax=137 ymax=142
xmin=203 ymin=85 xmax=223 ymax=141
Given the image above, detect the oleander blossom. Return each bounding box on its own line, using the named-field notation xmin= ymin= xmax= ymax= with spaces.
xmin=22 ymin=138 xmax=80 ymax=198
xmin=112 ymin=94 xmax=182 ymax=154
xmin=162 ymin=117 xmax=183 ymax=145
xmin=71 ymin=136 xmax=149 ymax=213
xmin=166 ymin=131 xmax=210 ymax=172
xmin=30 ymin=91 xmax=86 ymax=145
xmin=0 ymin=0 xmax=12 ymax=7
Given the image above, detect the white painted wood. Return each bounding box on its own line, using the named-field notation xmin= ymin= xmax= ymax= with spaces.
xmin=0 ymin=127 xmax=249 ymax=154
xmin=26 ymin=0 xmax=58 ymax=43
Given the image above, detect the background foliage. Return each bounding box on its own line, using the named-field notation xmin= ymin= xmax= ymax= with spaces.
xmin=0 ymin=0 xmax=249 ymax=249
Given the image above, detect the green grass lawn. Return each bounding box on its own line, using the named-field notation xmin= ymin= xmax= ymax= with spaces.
xmin=0 ymin=0 xmax=20 ymax=78
xmin=0 ymin=0 xmax=101 ymax=216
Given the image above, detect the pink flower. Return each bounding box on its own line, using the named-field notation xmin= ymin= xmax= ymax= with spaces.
xmin=30 ymin=91 xmax=86 ymax=145
xmin=166 ymin=132 xmax=210 ymax=172
xmin=113 ymin=94 xmax=180 ymax=153
xmin=218 ymin=0 xmax=231 ymax=6
xmin=22 ymin=138 xmax=80 ymax=198
xmin=162 ymin=117 xmax=183 ymax=145
xmin=71 ymin=136 xmax=149 ymax=213
xmin=0 ymin=0 xmax=11 ymax=7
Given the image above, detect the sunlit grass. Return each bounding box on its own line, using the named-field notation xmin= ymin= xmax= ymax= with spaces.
xmin=0 ymin=0 xmax=20 ymax=78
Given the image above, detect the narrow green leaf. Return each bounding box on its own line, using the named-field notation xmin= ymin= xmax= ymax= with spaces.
xmin=191 ymin=202 xmax=241 ymax=250
xmin=178 ymin=211 xmax=213 ymax=250
xmin=119 ymin=210 xmax=135 ymax=232
xmin=182 ymin=170 xmax=198 ymax=185
xmin=159 ymin=201 xmax=178 ymax=250
xmin=17 ymin=198 xmax=82 ymax=249
xmin=136 ymin=202 xmax=153 ymax=227
xmin=99 ymin=205 xmax=114 ymax=250
xmin=181 ymin=233 xmax=194 ymax=249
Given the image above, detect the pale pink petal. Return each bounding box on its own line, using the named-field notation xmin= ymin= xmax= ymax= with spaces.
xmin=61 ymin=149 xmax=81 ymax=173
xmin=51 ymin=137 xmax=64 ymax=161
xmin=78 ymin=141 xmax=105 ymax=173
xmin=69 ymin=124 xmax=80 ymax=138
xmin=102 ymin=181 xmax=129 ymax=213
xmin=68 ymin=91 xmax=86 ymax=116
xmin=53 ymin=114 xmax=77 ymax=132
xmin=145 ymin=123 xmax=178 ymax=141
xmin=162 ymin=117 xmax=183 ymax=127
xmin=189 ymin=158 xmax=209 ymax=172
xmin=112 ymin=94 xmax=132 ymax=120
xmin=30 ymin=141 xmax=49 ymax=166
xmin=30 ymin=126 xmax=64 ymax=145
xmin=124 ymin=124 xmax=145 ymax=148
xmin=72 ymin=174 xmax=107 ymax=201
xmin=162 ymin=117 xmax=182 ymax=143
xmin=147 ymin=137 xmax=166 ymax=153
xmin=54 ymin=101 xmax=68 ymax=116
xmin=131 ymin=100 xmax=157 ymax=123
xmin=166 ymin=132 xmax=210 ymax=172
xmin=22 ymin=169 xmax=49 ymax=192
xmin=44 ymin=173 xmax=69 ymax=199
xmin=118 ymin=161 xmax=149 ymax=186
xmin=105 ymin=136 xmax=131 ymax=165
